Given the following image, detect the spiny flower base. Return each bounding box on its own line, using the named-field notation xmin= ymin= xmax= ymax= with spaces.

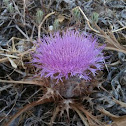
xmin=49 ymin=77 xmax=98 ymax=98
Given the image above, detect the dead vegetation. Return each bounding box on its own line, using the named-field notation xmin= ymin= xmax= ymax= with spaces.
xmin=0 ymin=0 xmax=126 ymax=126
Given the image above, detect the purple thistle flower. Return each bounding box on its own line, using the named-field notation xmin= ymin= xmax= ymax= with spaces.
xmin=32 ymin=30 xmax=105 ymax=81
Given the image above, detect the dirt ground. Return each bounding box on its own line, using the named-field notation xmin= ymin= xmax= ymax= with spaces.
xmin=0 ymin=0 xmax=126 ymax=126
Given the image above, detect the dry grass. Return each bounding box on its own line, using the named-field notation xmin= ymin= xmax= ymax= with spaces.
xmin=0 ymin=0 xmax=126 ymax=126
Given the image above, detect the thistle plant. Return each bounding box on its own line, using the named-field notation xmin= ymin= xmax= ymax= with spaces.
xmin=36 ymin=9 xmax=44 ymax=24
xmin=32 ymin=30 xmax=104 ymax=82
xmin=6 ymin=30 xmax=105 ymax=126
xmin=72 ymin=8 xmax=81 ymax=22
